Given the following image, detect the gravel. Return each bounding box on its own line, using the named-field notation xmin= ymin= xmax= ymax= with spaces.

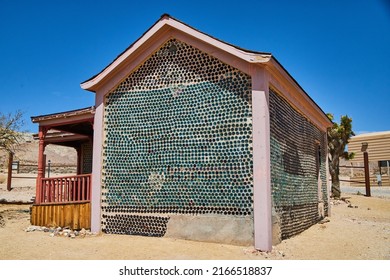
xmin=341 ymin=186 xmax=390 ymax=198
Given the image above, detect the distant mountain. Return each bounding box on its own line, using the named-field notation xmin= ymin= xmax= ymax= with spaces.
xmin=1 ymin=133 xmax=77 ymax=166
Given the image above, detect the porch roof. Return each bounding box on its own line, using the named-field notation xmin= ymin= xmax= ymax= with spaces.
xmin=31 ymin=106 xmax=95 ymax=124
xmin=31 ymin=106 xmax=95 ymax=147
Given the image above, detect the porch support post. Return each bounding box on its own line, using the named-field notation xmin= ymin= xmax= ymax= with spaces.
xmin=251 ymin=66 xmax=272 ymax=252
xmin=36 ymin=126 xmax=47 ymax=204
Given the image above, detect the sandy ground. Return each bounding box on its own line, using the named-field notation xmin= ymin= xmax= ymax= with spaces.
xmin=0 ymin=175 xmax=389 ymax=260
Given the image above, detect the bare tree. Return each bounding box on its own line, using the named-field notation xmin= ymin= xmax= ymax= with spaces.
xmin=0 ymin=110 xmax=25 ymax=154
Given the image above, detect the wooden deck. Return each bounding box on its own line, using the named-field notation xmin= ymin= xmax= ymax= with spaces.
xmin=31 ymin=202 xmax=91 ymax=229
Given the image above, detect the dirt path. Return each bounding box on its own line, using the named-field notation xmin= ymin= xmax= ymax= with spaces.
xmin=0 ymin=194 xmax=389 ymax=260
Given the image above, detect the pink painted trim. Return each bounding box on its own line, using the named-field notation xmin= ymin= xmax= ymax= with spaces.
xmin=80 ymin=15 xmax=330 ymax=133
xmin=251 ymin=66 xmax=272 ymax=252
xmin=268 ymin=59 xmax=332 ymax=131
xmin=93 ymin=30 xmax=171 ymax=96
xmin=95 ymin=29 xmax=256 ymax=96
xmin=165 ymin=17 xmax=271 ymax=63
xmin=90 ymin=91 xmax=104 ymax=233
xmin=80 ymin=15 xmax=271 ymax=92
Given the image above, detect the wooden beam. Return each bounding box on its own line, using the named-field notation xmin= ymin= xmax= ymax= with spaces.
xmin=36 ymin=126 xmax=48 ymax=204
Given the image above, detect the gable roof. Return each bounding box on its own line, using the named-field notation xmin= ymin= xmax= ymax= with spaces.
xmin=80 ymin=14 xmax=272 ymax=92
xmin=80 ymin=14 xmax=332 ymax=130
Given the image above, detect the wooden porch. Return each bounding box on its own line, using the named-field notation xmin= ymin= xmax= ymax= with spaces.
xmin=30 ymin=107 xmax=95 ymax=229
xmin=31 ymin=173 xmax=92 ymax=229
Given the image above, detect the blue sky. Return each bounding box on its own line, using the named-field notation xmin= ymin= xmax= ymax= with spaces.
xmin=0 ymin=0 xmax=389 ymax=134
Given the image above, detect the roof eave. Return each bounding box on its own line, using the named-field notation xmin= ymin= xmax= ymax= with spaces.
xmin=31 ymin=106 xmax=95 ymax=124
xmin=267 ymin=57 xmax=333 ymax=129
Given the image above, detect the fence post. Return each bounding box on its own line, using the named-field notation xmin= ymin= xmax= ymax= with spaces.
xmin=7 ymin=152 xmax=13 ymax=191
xmin=363 ymin=151 xmax=371 ymax=197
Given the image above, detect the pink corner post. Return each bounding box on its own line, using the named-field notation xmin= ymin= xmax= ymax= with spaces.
xmin=251 ymin=66 xmax=272 ymax=252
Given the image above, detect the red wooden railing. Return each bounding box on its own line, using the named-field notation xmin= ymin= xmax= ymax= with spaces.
xmin=36 ymin=174 xmax=91 ymax=205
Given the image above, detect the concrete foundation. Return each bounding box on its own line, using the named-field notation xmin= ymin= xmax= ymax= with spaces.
xmin=165 ymin=214 xmax=254 ymax=246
